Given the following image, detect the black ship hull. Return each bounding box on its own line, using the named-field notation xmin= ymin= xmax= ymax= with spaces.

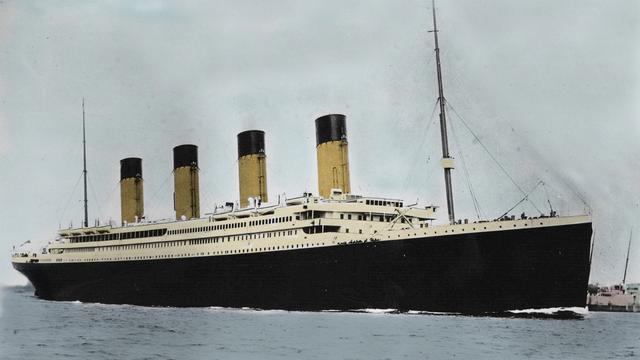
xmin=14 ymin=223 xmax=592 ymax=313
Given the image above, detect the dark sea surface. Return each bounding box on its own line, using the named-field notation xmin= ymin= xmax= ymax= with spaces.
xmin=1 ymin=285 xmax=638 ymax=360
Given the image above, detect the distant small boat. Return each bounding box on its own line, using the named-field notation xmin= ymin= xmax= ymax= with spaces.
xmin=588 ymin=229 xmax=639 ymax=312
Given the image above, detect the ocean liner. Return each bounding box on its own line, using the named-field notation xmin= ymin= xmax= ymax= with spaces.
xmin=11 ymin=3 xmax=592 ymax=313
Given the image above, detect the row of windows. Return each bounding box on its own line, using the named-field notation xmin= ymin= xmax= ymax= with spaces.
xmin=55 ymin=242 xmax=329 ymax=263
xmin=249 ymin=216 xmax=293 ymax=227
xmin=168 ymin=216 xmax=295 ymax=235
xmin=189 ymin=230 xmax=298 ymax=245
xmin=65 ymin=247 xmax=98 ymax=253
xmin=302 ymin=226 xmax=341 ymax=234
xmin=120 ymin=229 xmax=168 ymax=240
xmin=169 ymin=223 xmax=246 ymax=235
xmin=98 ymin=240 xmax=189 ymax=252
xmin=298 ymin=211 xmax=325 ymax=220
xmin=339 ymin=213 xmax=400 ymax=223
xmin=365 ymin=200 xmax=403 ymax=207
xmin=69 ymin=229 xmax=167 ymax=243
xmin=61 ymin=230 xmax=300 ymax=254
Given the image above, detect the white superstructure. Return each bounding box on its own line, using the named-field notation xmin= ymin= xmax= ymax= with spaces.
xmin=12 ymin=192 xmax=589 ymax=265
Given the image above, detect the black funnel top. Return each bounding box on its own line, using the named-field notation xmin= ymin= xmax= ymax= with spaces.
xmin=173 ymin=144 xmax=198 ymax=170
xmin=237 ymin=130 xmax=266 ymax=158
xmin=315 ymin=114 xmax=347 ymax=146
xmin=120 ymin=157 xmax=142 ymax=180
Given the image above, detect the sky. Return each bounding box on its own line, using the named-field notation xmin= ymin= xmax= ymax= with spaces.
xmin=0 ymin=0 xmax=638 ymax=287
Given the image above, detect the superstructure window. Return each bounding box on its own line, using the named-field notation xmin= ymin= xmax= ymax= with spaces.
xmin=302 ymin=226 xmax=340 ymax=234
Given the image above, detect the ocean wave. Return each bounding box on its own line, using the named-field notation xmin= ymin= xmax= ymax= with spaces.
xmin=407 ymin=310 xmax=460 ymax=315
xmin=499 ymin=307 xmax=587 ymax=319
xmin=205 ymin=306 xmax=289 ymax=314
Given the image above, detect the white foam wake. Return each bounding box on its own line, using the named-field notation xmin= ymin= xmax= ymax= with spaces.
xmin=354 ymin=308 xmax=397 ymax=314
xmin=508 ymin=306 xmax=588 ymax=315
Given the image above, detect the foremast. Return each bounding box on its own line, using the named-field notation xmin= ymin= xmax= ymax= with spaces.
xmin=430 ymin=0 xmax=455 ymax=224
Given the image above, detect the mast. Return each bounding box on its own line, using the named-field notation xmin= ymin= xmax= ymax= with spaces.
xmin=623 ymin=228 xmax=632 ymax=285
xmin=82 ymin=98 xmax=89 ymax=228
xmin=431 ymin=0 xmax=455 ymax=224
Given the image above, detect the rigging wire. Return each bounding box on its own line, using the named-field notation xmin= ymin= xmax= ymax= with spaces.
xmin=445 ymin=102 xmax=544 ymax=215
xmin=57 ymin=172 xmax=84 ymax=226
xmin=401 ymin=99 xmax=440 ymax=192
xmin=87 ymin=175 xmax=103 ymax=222
xmin=538 ymin=178 xmax=591 ymax=215
xmin=392 ymin=49 xmax=437 ymax=130
xmin=553 ymin=172 xmax=592 ymax=214
xmin=498 ymin=180 xmax=543 ymax=219
xmin=449 ymin=115 xmax=484 ymax=219
xmin=542 ymin=181 xmax=554 ymax=214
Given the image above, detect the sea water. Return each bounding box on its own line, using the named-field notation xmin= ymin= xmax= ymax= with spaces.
xmin=1 ymin=285 xmax=638 ymax=360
